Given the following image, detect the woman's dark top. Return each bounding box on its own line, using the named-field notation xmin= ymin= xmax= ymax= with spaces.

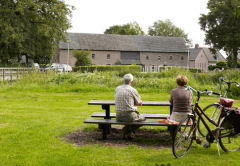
xmin=170 ymin=87 xmax=193 ymax=113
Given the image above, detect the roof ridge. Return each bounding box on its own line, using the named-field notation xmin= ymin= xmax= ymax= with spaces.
xmin=67 ymin=32 xmax=185 ymax=39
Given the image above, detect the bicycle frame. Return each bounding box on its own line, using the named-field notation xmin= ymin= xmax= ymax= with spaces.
xmin=192 ymin=91 xmax=224 ymax=140
xmin=219 ymin=77 xmax=240 ymax=98
xmin=173 ymin=84 xmax=240 ymax=158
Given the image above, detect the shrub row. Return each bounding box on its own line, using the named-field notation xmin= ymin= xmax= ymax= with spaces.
xmin=159 ymin=66 xmax=201 ymax=73
xmin=2 ymin=69 xmax=240 ymax=98
xmin=73 ymin=65 xmax=142 ymax=73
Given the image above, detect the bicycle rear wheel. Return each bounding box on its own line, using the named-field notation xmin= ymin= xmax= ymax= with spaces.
xmin=219 ymin=118 xmax=240 ymax=152
xmin=197 ymin=103 xmax=221 ymax=137
xmin=172 ymin=115 xmax=195 ymax=158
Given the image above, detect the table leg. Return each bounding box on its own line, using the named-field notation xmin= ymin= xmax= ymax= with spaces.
xmin=168 ymin=105 xmax=173 ymax=131
xmin=102 ymin=105 xmax=110 ymax=119
xmin=102 ymin=105 xmax=111 ymax=135
xmin=102 ymin=124 xmax=108 ymax=139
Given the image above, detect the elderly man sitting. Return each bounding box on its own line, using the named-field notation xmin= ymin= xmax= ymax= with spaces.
xmin=115 ymin=73 xmax=145 ymax=139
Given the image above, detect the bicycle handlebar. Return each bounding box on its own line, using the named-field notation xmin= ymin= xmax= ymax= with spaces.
xmin=219 ymin=77 xmax=240 ymax=87
xmin=184 ymin=85 xmax=220 ymax=97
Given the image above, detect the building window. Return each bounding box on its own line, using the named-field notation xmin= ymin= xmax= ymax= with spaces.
xmin=152 ymin=65 xmax=154 ymax=72
xmin=107 ymin=54 xmax=110 ymax=60
xmin=158 ymin=56 xmax=161 ymax=61
xmin=181 ymin=56 xmax=184 ymax=60
xmin=146 ymin=56 xmax=149 ymax=60
xmin=170 ymin=56 xmax=173 ymax=60
xmin=92 ymin=54 xmax=95 ymax=59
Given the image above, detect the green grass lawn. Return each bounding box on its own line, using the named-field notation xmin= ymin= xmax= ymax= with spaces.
xmin=0 ymin=88 xmax=240 ymax=166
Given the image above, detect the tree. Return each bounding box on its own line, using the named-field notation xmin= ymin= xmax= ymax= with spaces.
xmin=199 ymin=0 xmax=240 ymax=68
xmin=104 ymin=22 xmax=145 ymax=35
xmin=73 ymin=50 xmax=92 ymax=66
xmin=0 ymin=0 xmax=73 ymax=65
xmin=148 ymin=19 xmax=192 ymax=46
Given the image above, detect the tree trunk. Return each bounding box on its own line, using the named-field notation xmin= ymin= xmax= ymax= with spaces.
xmin=26 ymin=55 xmax=29 ymax=65
xmin=233 ymin=51 xmax=238 ymax=68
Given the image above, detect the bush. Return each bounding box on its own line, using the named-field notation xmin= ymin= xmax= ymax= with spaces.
xmin=73 ymin=50 xmax=92 ymax=66
xmin=216 ymin=60 xmax=228 ymax=70
xmin=238 ymin=61 xmax=240 ymax=68
xmin=208 ymin=65 xmax=216 ymax=71
xmin=73 ymin=65 xmax=141 ymax=73
xmin=189 ymin=68 xmax=201 ymax=73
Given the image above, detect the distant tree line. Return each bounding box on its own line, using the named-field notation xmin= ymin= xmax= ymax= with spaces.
xmin=104 ymin=20 xmax=192 ymax=46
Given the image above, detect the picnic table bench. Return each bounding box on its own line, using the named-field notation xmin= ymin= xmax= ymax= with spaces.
xmin=85 ymin=100 xmax=173 ymax=139
xmin=91 ymin=112 xmax=170 ymax=119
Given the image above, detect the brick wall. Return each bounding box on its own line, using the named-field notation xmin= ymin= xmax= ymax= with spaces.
xmin=195 ymin=50 xmax=209 ymax=72
xmin=56 ymin=50 xmax=188 ymax=70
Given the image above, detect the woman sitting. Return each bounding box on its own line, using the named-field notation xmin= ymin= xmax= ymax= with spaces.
xmin=169 ymin=75 xmax=193 ymax=122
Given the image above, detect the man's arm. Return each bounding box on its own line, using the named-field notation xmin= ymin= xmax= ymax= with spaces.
xmin=138 ymin=100 xmax=143 ymax=106
xmin=132 ymin=88 xmax=142 ymax=106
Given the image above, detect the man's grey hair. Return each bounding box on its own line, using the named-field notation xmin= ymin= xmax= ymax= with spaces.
xmin=123 ymin=73 xmax=133 ymax=85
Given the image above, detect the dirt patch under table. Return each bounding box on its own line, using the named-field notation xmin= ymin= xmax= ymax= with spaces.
xmin=65 ymin=126 xmax=172 ymax=149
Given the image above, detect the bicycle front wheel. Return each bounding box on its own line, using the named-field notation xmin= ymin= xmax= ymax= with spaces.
xmin=197 ymin=103 xmax=221 ymax=137
xmin=172 ymin=115 xmax=195 ymax=158
xmin=219 ymin=118 xmax=240 ymax=152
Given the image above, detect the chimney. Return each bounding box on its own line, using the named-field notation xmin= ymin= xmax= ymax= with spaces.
xmin=195 ymin=44 xmax=199 ymax=48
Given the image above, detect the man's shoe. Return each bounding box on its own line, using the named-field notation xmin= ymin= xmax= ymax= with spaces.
xmin=196 ymin=137 xmax=202 ymax=144
xmin=203 ymin=143 xmax=211 ymax=148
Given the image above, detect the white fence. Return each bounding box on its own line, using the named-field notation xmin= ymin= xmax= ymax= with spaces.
xmin=0 ymin=68 xmax=32 ymax=81
xmin=142 ymin=66 xmax=190 ymax=72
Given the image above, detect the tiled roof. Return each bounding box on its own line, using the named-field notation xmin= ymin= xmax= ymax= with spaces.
xmin=59 ymin=33 xmax=188 ymax=53
xmin=189 ymin=47 xmax=225 ymax=61
xmin=202 ymin=48 xmax=225 ymax=61
xmin=189 ymin=48 xmax=202 ymax=61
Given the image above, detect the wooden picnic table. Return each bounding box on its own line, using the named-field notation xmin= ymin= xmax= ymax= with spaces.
xmin=87 ymin=100 xmax=173 ymax=139
xmin=88 ymin=100 xmax=172 ymax=119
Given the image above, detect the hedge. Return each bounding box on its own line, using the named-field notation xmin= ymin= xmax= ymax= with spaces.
xmin=159 ymin=66 xmax=201 ymax=73
xmin=73 ymin=65 xmax=142 ymax=73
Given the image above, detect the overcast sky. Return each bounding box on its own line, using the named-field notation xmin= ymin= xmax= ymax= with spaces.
xmin=64 ymin=0 xmax=210 ymax=48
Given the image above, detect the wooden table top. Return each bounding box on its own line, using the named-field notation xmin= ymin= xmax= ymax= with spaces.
xmin=88 ymin=100 xmax=171 ymax=106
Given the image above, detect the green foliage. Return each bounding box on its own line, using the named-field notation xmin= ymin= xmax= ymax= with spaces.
xmin=4 ymin=68 xmax=239 ymax=98
xmin=73 ymin=50 xmax=92 ymax=66
xmin=209 ymin=61 xmax=228 ymax=71
xmin=0 ymin=0 xmax=73 ymax=65
xmin=114 ymin=60 xmax=122 ymax=65
xmin=189 ymin=68 xmax=201 ymax=73
xmin=73 ymin=65 xmax=141 ymax=73
xmin=148 ymin=19 xmax=192 ymax=46
xmin=104 ymin=22 xmax=145 ymax=35
xmin=208 ymin=65 xmax=217 ymax=71
xmin=199 ymin=0 xmax=240 ymax=68
xmin=216 ymin=60 xmax=227 ymax=68
xmin=158 ymin=66 xmax=200 ymax=73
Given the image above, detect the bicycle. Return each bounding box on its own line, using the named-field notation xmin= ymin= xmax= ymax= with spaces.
xmin=172 ymin=86 xmax=240 ymax=158
xmin=197 ymin=77 xmax=240 ymax=137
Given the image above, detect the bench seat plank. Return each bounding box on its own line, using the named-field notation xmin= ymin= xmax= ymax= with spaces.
xmin=91 ymin=112 xmax=170 ymax=119
xmin=84 ymin=119 xmax=173 ymax=126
